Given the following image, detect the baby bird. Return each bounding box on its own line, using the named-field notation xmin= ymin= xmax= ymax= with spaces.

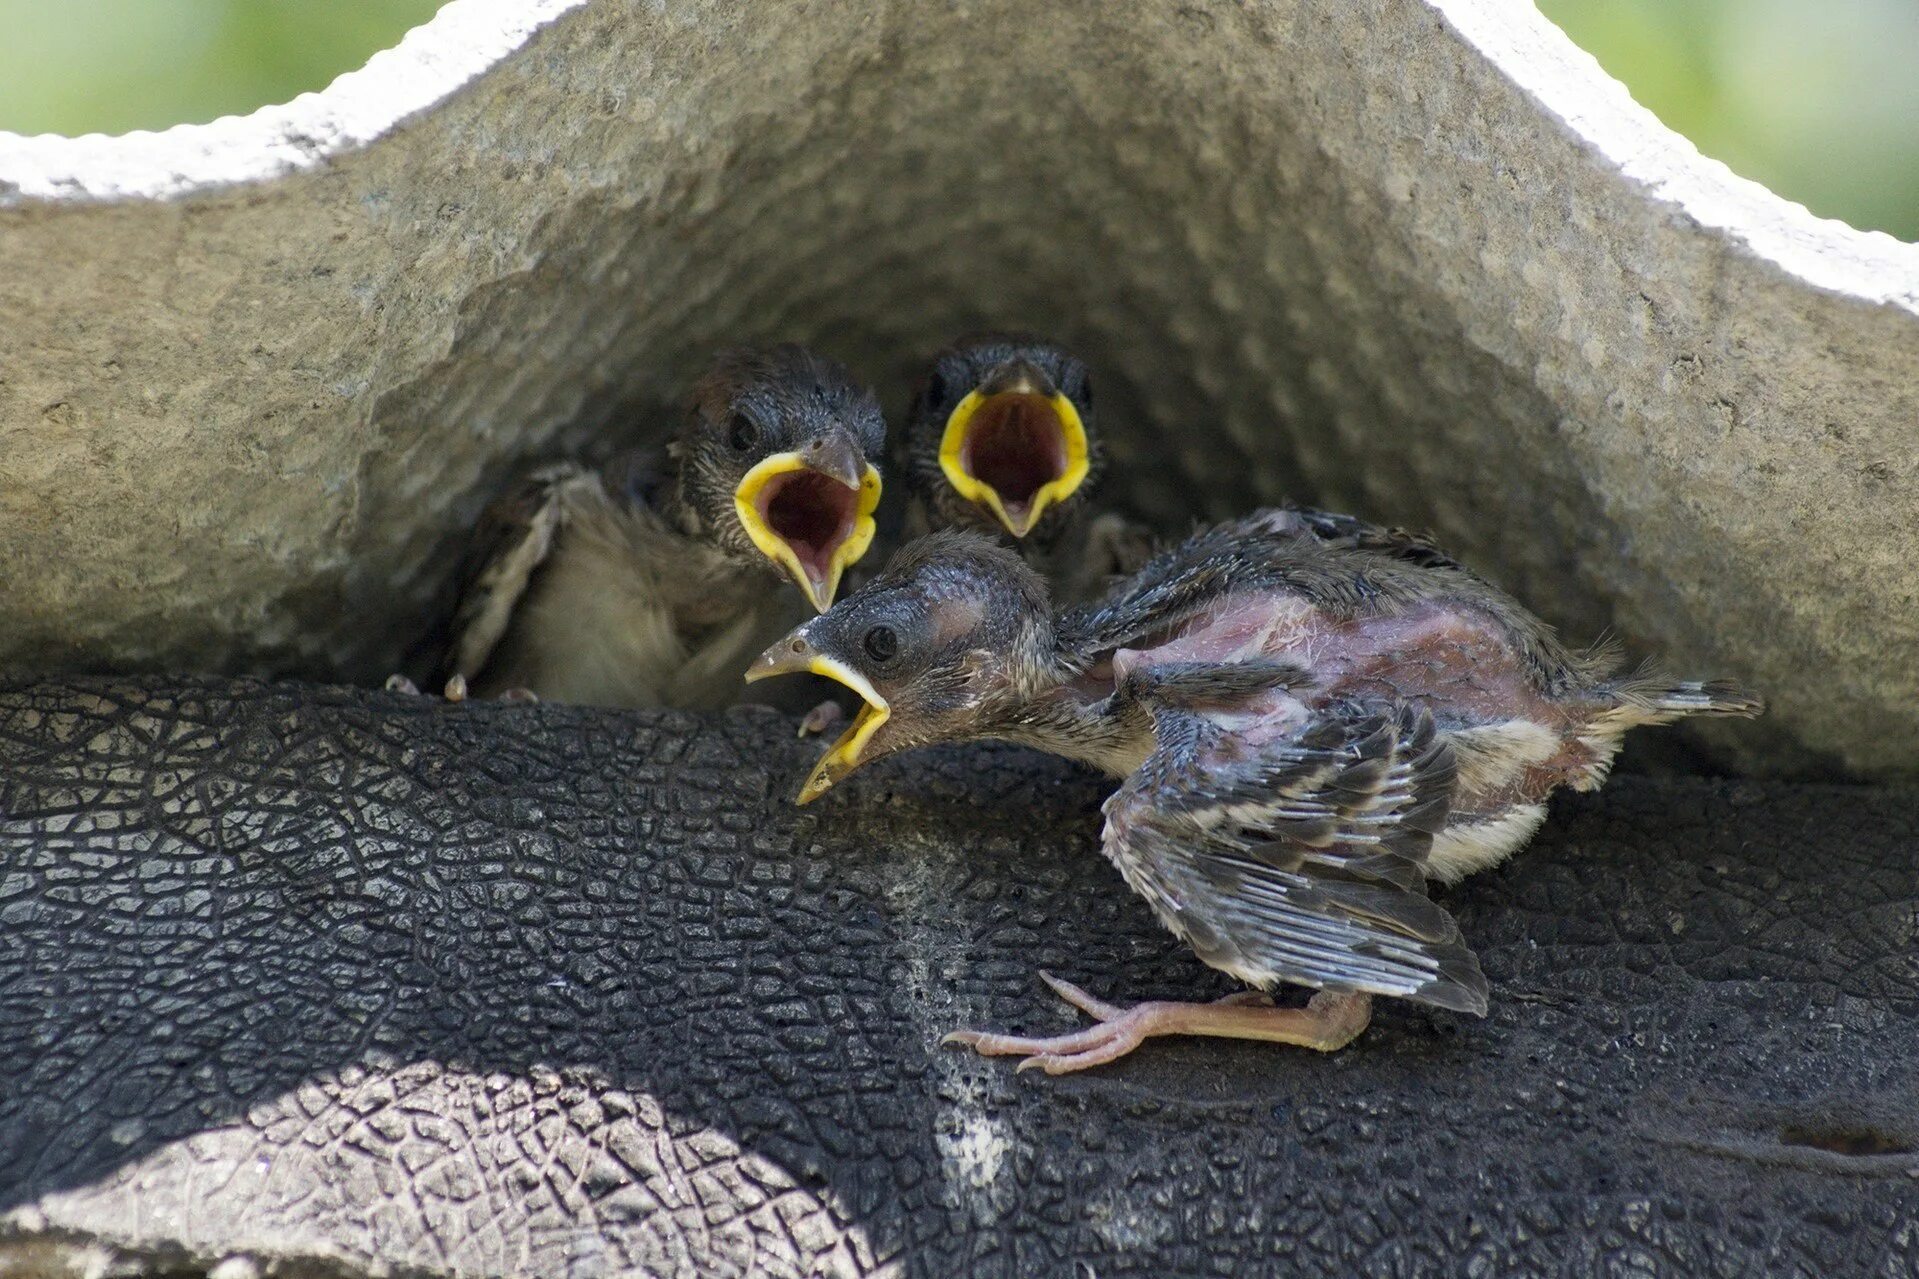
xmin=901 ymin=333 xmax=1151 ymax=601
xmin=900 ymin=333 xmax=1461 ymax=596
xmin=748 ymin=517 xmax=1761 ymax=1073
xmin=443 ymin=345 xmax=885 ymax=709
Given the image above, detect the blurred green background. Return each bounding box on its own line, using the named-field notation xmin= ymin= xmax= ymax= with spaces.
xmin=0 ymin=0 xmax=441 ymax=137
xmin=1538 ymin=0 xmax=1919 ymax=240
xmin=0 ymin=0 xmax=1913 ymax=241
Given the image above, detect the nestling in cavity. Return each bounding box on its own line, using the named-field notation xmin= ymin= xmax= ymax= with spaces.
xmin=900 ymin=333 xmax=1156 ymax=601
xmin=749 ymin=516 xmax=1762 ymax=1073
xmin=441 ymin=345 xmax=885 ymax=709
xmin=899 ymin=332 xmax=1475 ymax=600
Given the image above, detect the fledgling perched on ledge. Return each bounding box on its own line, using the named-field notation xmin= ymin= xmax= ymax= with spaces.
xmin=441 ymin=345 xmax=884 ymax=710
xmin=749 ymin=518 xmax=1762 ymax=1073
xmin=899 ymin=334 xmax=1154 ymax=602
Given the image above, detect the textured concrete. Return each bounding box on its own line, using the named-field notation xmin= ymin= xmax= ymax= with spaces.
xmin=0 ymin=678 xmax=1914 ymax=1276
xmin=1 ymin=0 xmax=1916 ymax=772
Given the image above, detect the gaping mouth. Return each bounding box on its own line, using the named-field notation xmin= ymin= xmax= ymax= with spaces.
xmin=734 ymin=454 xmax=882 ymax=612
xmin=938 ymin=388 xmax=1089 ymax=538
xmin=745 ymin=634 xmax=889 ymax=804
xmin=763 ymin=469 xmax=857 ymax=584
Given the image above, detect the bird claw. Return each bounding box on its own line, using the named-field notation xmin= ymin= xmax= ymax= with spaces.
xmin=797 ymin=699 xmax=845 ymax=738
xmin=396 ymin=673 xmax=531 ymax=705
xmin=943 ymin=971 xmax=1168 ymax=1075
xmin=389 ymin=672 xmax=521 ymax=706
xmin=942 ymin=974 xmax=1365 ymax=1074
xmin=941 ymin=1018 xmax=1152 ymax=1076
xmin=1036 ymin=969 xmax=1126 ymax=1021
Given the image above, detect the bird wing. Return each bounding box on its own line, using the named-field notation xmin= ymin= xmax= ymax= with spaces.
xmin=1100 ymin=685 xmax=1488 ymax=1013
xmin=444 ymin=462 xmax=603 ymax=683
xmin=1057 ymin=506 xmax=1468 ymax=656
xmin=1275 ymin=504 xmax=1469 ymax=573
xmin=1058 ymin=515 xmax=1275 ymax=653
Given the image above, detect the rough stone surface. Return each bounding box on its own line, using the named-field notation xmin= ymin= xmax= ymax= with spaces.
xmin=0 ymin=0 xmax=1915 ymax=773
xmin=0 ymin=677 xmax=1914 ymax=1276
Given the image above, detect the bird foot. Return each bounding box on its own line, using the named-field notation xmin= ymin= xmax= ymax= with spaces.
xmin=797 ymin=699 xmax=845 ymax=738
xmin=942 ymin=972 xmax=1371 ymax=1075
xmin=395 ymin=673 xmax=534 ymax=704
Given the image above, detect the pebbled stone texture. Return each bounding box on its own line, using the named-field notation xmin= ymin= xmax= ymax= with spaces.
xmin=1 ymin=1 xmax=1917 ymax=774
xmin=0 ymin=677 xmax=1914 ymax=1276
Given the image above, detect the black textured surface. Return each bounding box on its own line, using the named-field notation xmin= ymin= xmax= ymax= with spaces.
xmin=0 ymin=677 xmax=1915 ymax=1276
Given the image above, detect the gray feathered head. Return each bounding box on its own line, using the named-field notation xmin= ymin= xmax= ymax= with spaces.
xmin=747 ymin=528 xmax=1054 ymax=801
xmin=674 ymin=344 xmax=886 ymax=611
xmin=904 ymin=334 xmax=1102 ymax=547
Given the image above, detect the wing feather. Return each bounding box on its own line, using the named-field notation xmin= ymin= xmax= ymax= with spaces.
xmin=1100 ymin=694 xmax=1488 ymax=1014
xmin=1278 ymin=504 xmax=1469 ymax=572
xmin=444 ymin=462 xmax=600 ymax=682
xmin=1058 ymin=505 xmax=1473 ymax=657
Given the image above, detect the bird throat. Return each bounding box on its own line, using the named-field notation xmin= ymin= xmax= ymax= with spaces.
xmin=989 ymin=672 xmax=1153 ymax=779
xmin=960 ymin=394 xmax=1071 ymax=520
xmin=939 ymin=388 xmax=1089 ymax=538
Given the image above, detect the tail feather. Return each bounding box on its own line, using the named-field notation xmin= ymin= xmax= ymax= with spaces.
xmin=1642 ymin=677 xmax=1766 ymax=721
xmin=1584 ymin=671 xmax=1765 ymax=751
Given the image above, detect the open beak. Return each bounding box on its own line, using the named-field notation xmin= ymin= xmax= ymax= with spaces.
xmin=746 ymin=631 xmax=890 ymax=804
xmin=733 ymin=431 xmax=882 ymax=612
xmin=937 ymin=359 xmax=1089 ymax=539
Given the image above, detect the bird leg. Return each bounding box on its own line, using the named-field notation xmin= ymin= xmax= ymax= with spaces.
xmin=943 ymin=971 xmax=1371 ymax=1075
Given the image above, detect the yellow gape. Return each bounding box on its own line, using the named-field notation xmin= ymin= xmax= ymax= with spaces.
xmin=732 ymin=453 xmax=882 ymax=612
xmin=744 ymin=643 xmax=890 ymax=803
xmin=937 ymin=387 xmax=1089 ymax=538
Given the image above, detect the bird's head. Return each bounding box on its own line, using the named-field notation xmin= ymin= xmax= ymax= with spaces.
xmin=748 ymin=529 xmax=1054 ymax=803
xmin=675 ymin=345 xmax=885 ymax=612
xmin=907 ymin=334 xmax=1100 ymax=543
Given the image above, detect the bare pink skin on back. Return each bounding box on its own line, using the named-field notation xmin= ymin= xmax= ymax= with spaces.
xmin=1104 ymin=591 xmax=1601 ymax=805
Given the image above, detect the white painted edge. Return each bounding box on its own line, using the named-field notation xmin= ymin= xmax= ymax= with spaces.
xmin=0 ymin=0 xmax=588 ymax=206
xmin=1445 ymin=0 xmax=1919 ymax=312
xmin=3 ymin=0 xmax=1913 ymax=318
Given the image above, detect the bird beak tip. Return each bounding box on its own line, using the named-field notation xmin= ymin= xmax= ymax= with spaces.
xmin=795 ymin=755 xmax=849 ymax=804
xmin=746 ymin=632 xmax=817 ymax=683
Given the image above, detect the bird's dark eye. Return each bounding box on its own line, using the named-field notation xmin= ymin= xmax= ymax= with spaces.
xmin=1077 ymin=377 xmax=1094 ymax=412
xmin=862 ymin=625 xmax=899 ymax=663
xmin=924 ymin=370 xmax=948 ymax=409
xmin=727 ymin=413 xmax=758 ymax=452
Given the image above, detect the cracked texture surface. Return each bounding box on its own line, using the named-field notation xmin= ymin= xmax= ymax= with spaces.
xmin=1 ymin=678 xmax=1914 ymax=1276
xmin=0 ymin=0 xmax=1916 ymax=774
